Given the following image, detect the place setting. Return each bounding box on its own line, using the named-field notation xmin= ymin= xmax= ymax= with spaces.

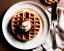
xmin=2 ymin=0 xmax=64 ymax=51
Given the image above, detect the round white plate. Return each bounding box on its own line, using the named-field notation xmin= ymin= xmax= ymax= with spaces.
xmin=2 ymin=1 xmax=50 ymax=50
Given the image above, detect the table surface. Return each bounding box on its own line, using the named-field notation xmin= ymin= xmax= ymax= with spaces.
xmin=0 ymin=0 xmax=64 ymax=51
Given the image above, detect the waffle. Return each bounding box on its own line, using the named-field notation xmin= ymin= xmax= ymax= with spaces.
xmin=11 ymin=8 xmax=42 ymax=41
xmin=44 ymin=0 xmax=60 ymax=5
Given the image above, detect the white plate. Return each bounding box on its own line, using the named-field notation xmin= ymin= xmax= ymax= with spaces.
xmin=2 ymin=1 xmax=50 ymax=50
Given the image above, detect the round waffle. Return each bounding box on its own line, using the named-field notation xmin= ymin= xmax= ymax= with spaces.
xmin=11 ymin=8 xmax=43 ymax=41
xmin=44 ymin=0 xmax=60 ymax=5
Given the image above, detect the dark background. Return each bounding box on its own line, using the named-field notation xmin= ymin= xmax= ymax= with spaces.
xmin=0 ymin=0 xmax=64 ymax=51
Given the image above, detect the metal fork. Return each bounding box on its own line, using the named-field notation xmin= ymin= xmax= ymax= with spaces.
xmin=51 ymin=2 xmax=57 ymax=50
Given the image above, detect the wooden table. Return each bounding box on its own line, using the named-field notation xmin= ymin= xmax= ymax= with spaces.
xmin=0 ymin=0 xmax=64 ymax=51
